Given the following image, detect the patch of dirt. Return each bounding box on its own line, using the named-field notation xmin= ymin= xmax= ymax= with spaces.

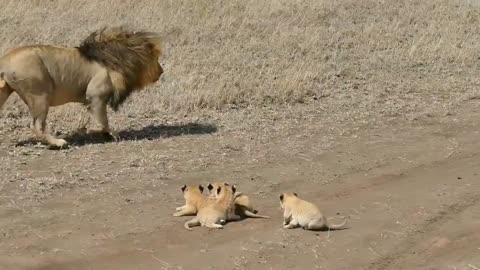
xmin=1 ymin=101 xmax=480 ymax=270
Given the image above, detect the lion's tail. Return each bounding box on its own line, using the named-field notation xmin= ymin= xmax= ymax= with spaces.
xmin=0 ymin=72 xmax=13 ymax=111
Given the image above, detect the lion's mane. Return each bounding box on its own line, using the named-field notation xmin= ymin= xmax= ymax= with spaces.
xmin=77 ymin=26 xmax=162 ymax=111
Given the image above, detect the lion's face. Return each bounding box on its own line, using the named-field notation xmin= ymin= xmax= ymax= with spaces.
xmin=138 ymin=60 xmax=163 ymax=88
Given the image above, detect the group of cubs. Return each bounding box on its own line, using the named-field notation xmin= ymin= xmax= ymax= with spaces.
xmin=174 ymin=182 xmax=347 ymax=231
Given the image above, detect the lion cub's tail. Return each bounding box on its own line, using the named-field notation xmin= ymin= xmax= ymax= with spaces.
xmin=184 ymin=217 xmax=201 ymax=231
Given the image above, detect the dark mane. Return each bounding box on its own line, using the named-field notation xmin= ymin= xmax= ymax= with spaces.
xmin=77 ymin=26 xmax=162 ymax=111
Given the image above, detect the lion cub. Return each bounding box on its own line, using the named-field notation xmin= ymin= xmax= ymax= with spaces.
xmin=208 ymin=182 xmax=269 ymax=219
xmin=173 ymin=185 xmax=207 ymax=217
xmin=280 ymin=192 xmax=347 ymax=231
xmin=184 ymin=182 xmax=238 ymax=230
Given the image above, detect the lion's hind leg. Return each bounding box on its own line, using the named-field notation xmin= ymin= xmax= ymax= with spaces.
xmin=29 ymin=96 xmax=67 ymax=148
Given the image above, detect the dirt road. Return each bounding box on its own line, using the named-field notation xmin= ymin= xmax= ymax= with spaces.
xmin=1 ymin=102 xmax=479 ymax=270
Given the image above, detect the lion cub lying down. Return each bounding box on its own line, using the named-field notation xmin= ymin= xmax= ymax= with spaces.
xmin=207 ymin=182 xmax=269 ymax=219
xmin=280 ymin=192 xmax=347 ymax=231
xmin=173 ymin=182 xmax=269 ymax=220
xmin=183 ymin=182 xmax=238 ymax=230
xmin=173 ymin=184 xmax=207 ymax=217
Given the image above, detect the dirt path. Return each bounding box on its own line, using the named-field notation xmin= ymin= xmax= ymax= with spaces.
xmin=1 ymin=102 xmax=480 ymax=270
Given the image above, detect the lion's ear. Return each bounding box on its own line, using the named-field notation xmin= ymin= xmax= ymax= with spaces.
xmin=280 ymin=194 xmax=284 ymax=201
xmin=232 ymin=185 xmax=237 ymax=194
xmin=181 ymin=185 xmax=186 ymax=193
xmin=217 ymin=186 xmax=222 ymax=195
xmin=293 ymin=193 xmax=298 ymax=197
xmin=199 ymin=185 xmax=204 ymax=193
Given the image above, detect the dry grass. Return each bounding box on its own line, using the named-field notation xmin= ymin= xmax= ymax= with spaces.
xmin=1 ymin=0 xmax=480 ymax=132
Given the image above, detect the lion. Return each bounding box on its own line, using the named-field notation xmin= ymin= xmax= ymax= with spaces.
xmin=0 ymin=26 xmax=164 ymax=148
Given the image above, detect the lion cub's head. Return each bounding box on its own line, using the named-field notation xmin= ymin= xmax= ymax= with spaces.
xmin=181 ymin=184 xmax=205 ymax=200
xmin=279 ymin=192 xmax=298 ymax=209
xmin=207 ymin=182 xmax=236 ymax=201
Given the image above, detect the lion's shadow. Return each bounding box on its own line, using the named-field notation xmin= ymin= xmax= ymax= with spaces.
xmin=15 ymin=122 xmax=218 ymax=148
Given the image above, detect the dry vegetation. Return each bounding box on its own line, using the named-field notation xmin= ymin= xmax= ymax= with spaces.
xmin=1 ymin=0 xmax=480 ymax=128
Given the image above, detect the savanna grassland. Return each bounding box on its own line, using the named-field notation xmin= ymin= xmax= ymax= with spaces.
xmin=1 ymin=1 xmax=480 ymax=269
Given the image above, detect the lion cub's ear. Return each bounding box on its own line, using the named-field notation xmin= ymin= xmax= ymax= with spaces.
xmin=216 ymin=186 xmax=222 ymax=195
xmin=181 ymin=185 xmax=186 ymax=193
xmin=231 ymin=185 xmax=237 ymax=194
xmin=198 ymin=185 xmax=204 ymax=193
xmin=293 ymin=193 xmax=298 ymax=197
xmin=279 ymin=194 xmax=284 ymax=201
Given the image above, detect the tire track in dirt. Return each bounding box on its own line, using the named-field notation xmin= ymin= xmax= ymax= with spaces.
xmin=367 ymin=192 xmax=480 ymax=270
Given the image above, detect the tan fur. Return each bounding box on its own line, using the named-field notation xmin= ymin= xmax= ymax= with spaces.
xmin=280 ymin=192 xmax=347 ymax=231
xmin=173 ymin=185 xmax=208 ymax=217
xmin=206 ymin=182 xmax=242 ymax=221
xmin=184 ymin=182 xmax=239 ymax=230
xmin=233 ymin=193 xmax=270 ymax=219
xmin=207 ymin=182 xmax=269 ymax=219
xmin=0 ymin=26 xmax=163 ymax=148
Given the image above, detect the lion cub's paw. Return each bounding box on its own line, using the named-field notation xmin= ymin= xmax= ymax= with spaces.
xmin=173 ymin=212 xmax=183 ymax=217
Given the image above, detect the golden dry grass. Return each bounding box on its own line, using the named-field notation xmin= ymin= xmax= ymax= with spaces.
xmin=0 ymin=0 xmax=480 ymax=130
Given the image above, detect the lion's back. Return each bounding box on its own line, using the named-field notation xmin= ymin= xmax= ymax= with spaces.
xmin=0 ymin=45 xmax=99 ymax=104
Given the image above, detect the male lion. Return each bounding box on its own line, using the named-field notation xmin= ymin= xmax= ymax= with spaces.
xmin=0 ymin=26 xmax=163 ymax=148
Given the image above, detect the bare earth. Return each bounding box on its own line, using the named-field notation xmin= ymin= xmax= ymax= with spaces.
xmin=1 ymin=1 xmax=480 ymax=269
xmin=0 ymin=100 xmax=479 ymax=270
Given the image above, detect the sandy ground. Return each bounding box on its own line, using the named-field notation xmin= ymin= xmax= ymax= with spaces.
xmin=0 ymin=100 xmax=479 ymax=270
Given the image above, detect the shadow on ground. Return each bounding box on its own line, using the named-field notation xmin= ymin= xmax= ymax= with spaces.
xmin=14 ymin=122 xmax=218 ymax=149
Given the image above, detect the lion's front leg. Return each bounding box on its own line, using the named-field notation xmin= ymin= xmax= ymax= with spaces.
xmin=85 ymin=72 xmax=120 ymax=141
xmin=86 ymin=97 xmax=119 ymax=141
